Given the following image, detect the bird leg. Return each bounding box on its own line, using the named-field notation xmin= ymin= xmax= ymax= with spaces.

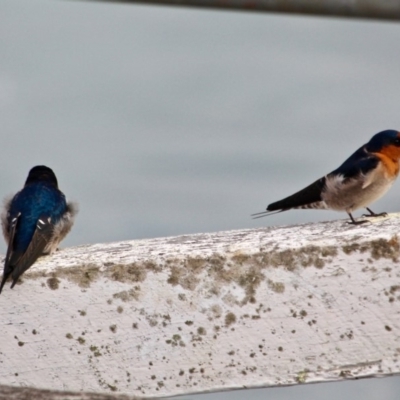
xmin=362 ymin=207 xmax=388 ymax=218
xmin=347 ymin=213 xmax=369 ymax=225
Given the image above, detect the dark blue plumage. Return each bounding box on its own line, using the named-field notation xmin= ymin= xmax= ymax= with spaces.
xmin=0 ymin=166 xmax=77 ymax=293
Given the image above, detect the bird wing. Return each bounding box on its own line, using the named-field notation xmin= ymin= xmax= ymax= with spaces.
xmin=330 ymin=147 xmax=379 ymax=186
xmin=0 ymin=212 xmax=21 ymax=294
xmin=10 ymin=216 xmax=54 ymax=288
xmin=252 ymin=177 xmax=327 ymax=218
xmin=267 ymin=177 xmax=327 ymax=211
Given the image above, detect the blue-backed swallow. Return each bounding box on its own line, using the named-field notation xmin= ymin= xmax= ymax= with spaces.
xmin=252 ymin=130 xmax=400 ymax=225
xmin=0 ymin=166 xmax=77 ymax=293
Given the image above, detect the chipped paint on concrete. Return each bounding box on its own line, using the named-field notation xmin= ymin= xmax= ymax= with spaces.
xmin=1 ymin=214 xmax=400 ymax=397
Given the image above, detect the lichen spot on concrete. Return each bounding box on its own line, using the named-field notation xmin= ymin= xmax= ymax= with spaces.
xmin=267 ymin=279 xmax=285 ymax=293
xmin=209 ymin=304 xmax=222 ymax=319
xmin=185 ymin=256 xmax=206 ymax=273
xmin=107 ymin=263 xmax=147 ymax=283
xmin=369 ymin=237 xmax=399 ymax=261
xmin=197 ymin=327 xmax=206 ymax=335
xmin=167 ymin=264 xmax=200 ymax=290
xmin=342 ymin=236 xmax=399 ymax=261
xmin=270 ymin=245 xmax=337 ymax=271
xmin=225 ymin=312 xmax=236 ymax=327
xmin=113 ymin=288 xmax=141 ymax=302
xmin=117 ymin=306 xmax=123 ymax=314
xmin=296 ymin=369 xmax=309 ymax=383
xmin=109 ymin=324 xmax=117 ymax=333
xmin=47 ymin=277 xmax=60 ymax=290
xmin=178 ymin=293 xmax=186 ymax=301
xmin=342 ymin=243 xmax=361 ymax=255
xmin=77 ymin=337 xmax=85 ymax=344
xmin=89 ymin=345 xmax=102 ymax=357
xmin=58 ymin=264 xmax=100 ymax=288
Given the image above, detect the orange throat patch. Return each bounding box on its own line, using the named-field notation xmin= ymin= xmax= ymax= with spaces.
xmin=373 ymin=145 xmax=400 ymax=178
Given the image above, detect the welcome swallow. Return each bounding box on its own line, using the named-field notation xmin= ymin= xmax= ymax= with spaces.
xmin=0 ymin=166 xmax=77 ymax=293
xmin=252 ymin=130 xmax=400 ymax=225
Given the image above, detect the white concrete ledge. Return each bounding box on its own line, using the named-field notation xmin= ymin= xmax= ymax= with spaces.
xmin=0 ymin=384 xmax=142 ymax=400
xmin=1 ymin=214 xmax=400 ymax=398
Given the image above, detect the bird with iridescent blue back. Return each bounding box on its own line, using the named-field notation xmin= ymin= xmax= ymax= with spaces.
xmin=252 ymin=130 xmax=400 ymax=225
xmin=0 ymin=166 xmax=77 ymax=293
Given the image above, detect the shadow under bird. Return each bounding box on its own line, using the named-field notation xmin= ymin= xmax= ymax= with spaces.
xmin=253 ymin=129 xmax=400 ymax=225
xmin=0 ymin=166 xmax=77 ymax=293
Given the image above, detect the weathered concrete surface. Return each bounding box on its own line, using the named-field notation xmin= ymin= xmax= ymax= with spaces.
xmin=1 ymin=214 xmax=400 ymax=397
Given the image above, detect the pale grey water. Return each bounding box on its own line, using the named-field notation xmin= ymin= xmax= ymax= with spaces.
xmin=1 ymin=0 xmax=400 ymax=398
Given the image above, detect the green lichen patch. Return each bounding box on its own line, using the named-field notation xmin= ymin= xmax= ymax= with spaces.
xmin=267 ymin=279 xmax=285 ymax=293
xmin=167 ymin=265 xmax=200 ymax=290
xmin=197 ymin=327 xmax=206 ymax=335
xmin=209 ymin=304 xmax=222 ymax=319
xmin=107 ymin=263 xmax=147 ymax=283
xmin=107 ymin=384 xmax=118 ymax=392
xmin=22 ymin=263 xmax=97 ymax=288
xmin=169 ymin=245 xmax=339 ymax=304
xmin=296 ymin=369 xmax=309 ymax=383
xmin=185 ymin=256 xmax=207 ymax=273
xmin=54 ymin=264 xmax=101 ymax=288
xmin=113 ymin=287 xmax=141 ymax=302
xmin=89 ymin=345 xmax=102 ymax=357
xmin=27 ymin=240 xmax=340 ymax=303
xmin=178 ymin=293 xmax=186 ymax=301
xmin=342 ymin=236 xmax=399 ymax=261
xmin=369 ymin=237 xmax=399 ymax=261
xmin=342 ymin=243 xmax=361 ymax=255
xmin=231 ymin=254 xmax=251 ymax=265
xmin=47 ymin=277 xmax=60 ymax=290
xmin=225 ymin=312 xmax=236 ymax=327
xmin=269 ymin=246 xmax=337 ymax=270
xmin=166 ymin=334 xmax=185 ymax=347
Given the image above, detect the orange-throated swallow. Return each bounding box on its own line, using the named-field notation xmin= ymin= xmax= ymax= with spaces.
xmin=252 ymin=129 xmax=400 ymax=225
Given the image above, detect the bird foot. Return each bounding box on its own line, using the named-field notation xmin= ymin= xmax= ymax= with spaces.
xmin=347 ymin=220 xmax=370 ymax=225
xmin=361 ymin=212 xmax=388 ymax=218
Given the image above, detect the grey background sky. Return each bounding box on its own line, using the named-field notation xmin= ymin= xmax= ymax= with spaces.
xmin=1 ymin=0 xmax=400 ymax=398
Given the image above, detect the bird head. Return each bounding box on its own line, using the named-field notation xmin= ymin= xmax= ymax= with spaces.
xmin=25 ymin=165 xmax=58 ymax=187
xmin=366 ymin=130 xmax=400 ymax=160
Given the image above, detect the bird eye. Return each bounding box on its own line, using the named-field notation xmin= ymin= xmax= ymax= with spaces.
xmin=395 ymin=138 xmax=400 ymax=146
